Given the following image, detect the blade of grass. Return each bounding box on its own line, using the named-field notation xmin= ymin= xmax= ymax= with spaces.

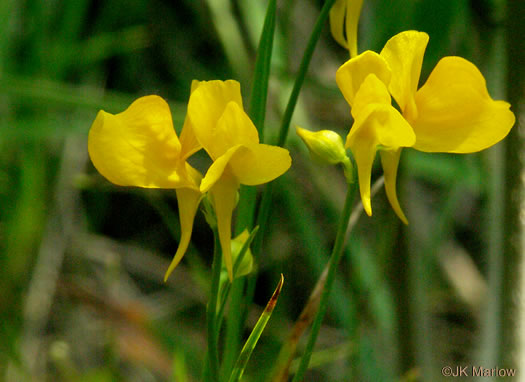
xmin=270 ymin=177 xmax=384 ymax=381
xmin=501 ymin=0 xmax=524 ymax=369
xmin=248 ymin=0 xmax=277 ymax=140
xmin=205 ymin=230 xmax=223 ymax=382
xmin=228 ymin=274 xmax=284 ymax=382
xmin=236 ymin=0 xmax=278 ymax=233
xmin=219 ymin=226 xmax=259 ymax=379
xmin=204 ymin=0 xmax=250 ymax=80
xmin=291 ymin=173 xmax=357 ymax=381
xmin=254 ymin=0 xmax=337 ymax=253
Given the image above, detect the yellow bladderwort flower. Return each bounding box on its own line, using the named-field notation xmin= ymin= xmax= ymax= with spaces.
xmin=336 ymin=30 xmax=515 ymax=223
xmin=88 ymin=91 xmax=203 ymax=282
xmin=187 ymin=80 xmax=291 ymax=281
xmin=330 ymin=0 xmax=364 ymax=58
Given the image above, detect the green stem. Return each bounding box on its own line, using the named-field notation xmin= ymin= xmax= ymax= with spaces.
xmin=235 ymin=0 xmax=278 ymax=233
xmin=249 ymin=0 xmax=277 ymax=141
xmin=206 ymin=230 xmax=223 ymax=382
xmin=254 ymin=0 xmax=336 ymax=253
xmin=292 ymin=179 xmax=357 ymax=381
xmin=276 ymin=0 xmax=336 ymax=147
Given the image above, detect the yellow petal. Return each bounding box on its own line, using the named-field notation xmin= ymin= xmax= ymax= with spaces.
xmin=229 ymin=143 xmax=291 ymax=185
xmin=346 ymin=104 xmax=415 ymax=216
xmin=164 ymin=187 xmax=203 ymax=282
xmin=329 ymin=0 xmax=363 ymax=57
xmin=329 ymin=0 xmax=348 ymax=49
xmin=179 ymin=80 xmax=203 ymax=160
xmin=187 ymin=80 xmax=244 ymax=158
xmin=347 ymin=132 xmax=376 ymax=216
xmin=200 ymin=145 xmax=244 ymax=193
xmin=352 ymin=74 xmax=391 ymax=118
xmin=88 ymin=95 xmax=193 ymax=188
xmin=412 ymin=56 xmax=515 ymax=153
xmin=380 ymin=31 xmax=429 ymax=121
xmin=347 ymin=104 xmax=416 ymax=149
xmin=209 ymin=173 xmax=240 ymax=282
xmin=336 ymin=51 xmax=391 ymax=107
xmin=212 ymin=102 xmax=259 ymax=157
xmin=379 ymin=149 xmax=408 ymax=224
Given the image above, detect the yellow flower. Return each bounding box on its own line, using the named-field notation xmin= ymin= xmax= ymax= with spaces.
xmin=88 ymin=92 xmax=203 ymax=282
xmin=187 ymin=80 xmax=291 ymax=280
xmin=336 ymin=30 xmax=515 ymax=223
xmin=330 ymin=0 xmax=364 ymax=58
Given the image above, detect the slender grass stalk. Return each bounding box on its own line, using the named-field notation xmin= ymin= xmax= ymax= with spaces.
xmin=254 ymin=0 xmax=337 ymax=253
xmin=218 ymin=226 xmax=259 ymax=379
xmin=475 ymin=0 xmax=512 ymax=372
xmin=276 ymin=0 xmax=337 ymax=148
xmin=502 ymin=0 xmax=524 ymax=369
xmin=206 ymin=230 xmax=223 ymax=382
xmin=204 ymin=0 xmax=251 ymax=81
xmin=236 ymin=0 xmax=277 ymax=234
xmin=228 ymin=274 xmax=284 ymax=382
xmin=249 ymin=0 xmax=277 ymax=141
xmin=269 ymin=177 xmax=384 ymax=381
xmin=292 ymin=177 xmax=357 ymax=381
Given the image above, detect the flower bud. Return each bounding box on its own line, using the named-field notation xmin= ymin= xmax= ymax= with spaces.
xmin=220 ymin=229 xmax=254 ymax=282
xmin=296 ymin=126 xmax=348 ymax=165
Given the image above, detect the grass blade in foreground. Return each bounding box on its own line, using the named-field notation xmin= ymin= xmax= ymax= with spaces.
xmin=236 ymin=0 xmax=277 ymax=233
xmin=254 ymin=0 xmax=337 ymax=252
xmin=228 ymin=274 xmax=284 ymax=382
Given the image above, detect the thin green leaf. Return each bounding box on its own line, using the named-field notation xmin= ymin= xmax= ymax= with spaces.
xmin=236 ymin=0 xmax=277 ymax=233
xmin=228 ymin=274 xmax=284 ymax=382
xmin=254 ymin=0 xmax=337 ymax=254
xmin=249 ymin=0 xmax=277 ymax=141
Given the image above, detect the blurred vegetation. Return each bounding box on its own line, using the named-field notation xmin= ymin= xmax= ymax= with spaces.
xmin=0 ymin=0 xmax=522 ymax=381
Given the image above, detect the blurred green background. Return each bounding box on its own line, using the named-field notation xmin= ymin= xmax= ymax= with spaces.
xmin=1 ymin=0 xmax=523 ymax=380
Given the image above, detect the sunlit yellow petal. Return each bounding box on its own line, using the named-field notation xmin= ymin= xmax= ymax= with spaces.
xmin=379 ymin=149 xmax=408 ymax=224
xmin=187 ymin=80 xmax=244 ymax=158
xmin=209 ymin=173 xmax=240 ymax=281
xmin=329 ymin=0 xmax=363 ymax=57
xmin=179 ymin=80 xmax=203 ymax=160
xmin=329 ymin=0 xmax=348 ymax=49
xmin=347 ymin=135 xmax=375 ymax=216
xmin=336 ymin=51 xmax=391 ymax=107
xmin=228 ymin=143 xmax=292 ymax=185
xmin=412 ymin=56 xmax=515 ymax=153
xmin=164 ymin=187 xmax=203 ymax=281
xmin=88 ymin=95 xmax=192 ymax=188
xmin=346 ymin=104 xmax=415 ymax=216
xmin=380 ymin=31 xmax=429 ymax=121
xmin=344 ymin=0 xmax=363 ymax=58
xmin=352 ymin=74 xmax=391 ymax=117
xmin=200 ymin=145 xmax=244 ymax=193
xmin=211 ymin=102 xmax=259 ymax=157
xmin=348 ymin=104 xmax=416 ymax=149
